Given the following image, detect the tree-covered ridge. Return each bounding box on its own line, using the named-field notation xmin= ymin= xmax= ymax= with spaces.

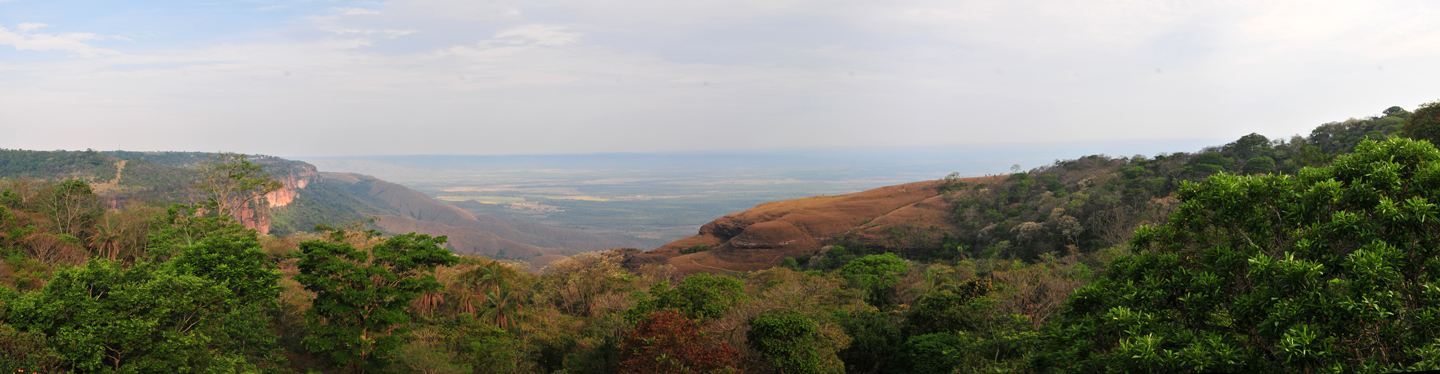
xmin=103 ymin=150 xmax=312 ymax=174
xmin=0 ymin=149 xmax=116 ymax=182
xmin=0 ymin=151 xmax=389 ymax=236
xmin=903 ymin=106 xmax=1411 ymax=264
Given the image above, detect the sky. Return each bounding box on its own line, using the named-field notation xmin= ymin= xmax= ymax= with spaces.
xmin=2 ymin=0 xmax=1439 ymax=157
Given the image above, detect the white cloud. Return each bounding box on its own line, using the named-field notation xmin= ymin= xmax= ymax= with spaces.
xmin=16 ymin=23 xmax=47 ymax=32
xmin=0 ymin=25 xmax=121 ymax=57
xmin=4 ymin=0 xmax=1440 ymax=156
xmin=494 ymin=25 xmax=580 ymax=46
xmin=335 ymin=7 xmax=382 ymax=16
xmin=320 ymin=27 xmax=418 ymax=39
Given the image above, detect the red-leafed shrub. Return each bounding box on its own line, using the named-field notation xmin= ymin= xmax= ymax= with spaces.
xmin=618 ymin=310 xmax=740 ymax=374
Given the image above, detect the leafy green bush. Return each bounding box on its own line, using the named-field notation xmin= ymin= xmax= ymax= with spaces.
xmin=1035 ymin=137 xmax=1440 ymax=373
xmin=749 ymin=311 xmax=831 ymax=374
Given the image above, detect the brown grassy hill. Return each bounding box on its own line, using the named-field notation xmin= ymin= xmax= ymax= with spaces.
xmin=321 ymin=172 xmax=644 ymax=262
xmin=630 ymin=176 xmax=1007 ymax=274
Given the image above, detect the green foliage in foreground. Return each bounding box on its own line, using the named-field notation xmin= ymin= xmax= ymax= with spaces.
xmin=627 ymin=272 xmax=748 ymax=322
xmin=4 ymin=259 xmax=244 ymax=372
xmin=297 ymin=230 xmax=458 ymax=372
xmin=1035 ymin=137 xmax=1440 ymax=373
xmin=750 ymin=311 xmax=829 ymax=374
xmin=841 ymin=253 xmax=906 ymax=308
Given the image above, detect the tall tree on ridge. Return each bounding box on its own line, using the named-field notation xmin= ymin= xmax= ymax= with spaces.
xmin=194 ymin=152 xmax=283 ymax=224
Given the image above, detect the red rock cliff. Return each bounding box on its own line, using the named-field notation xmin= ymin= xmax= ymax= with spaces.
xmin=239 ymin=163 xmax=320 ymax=234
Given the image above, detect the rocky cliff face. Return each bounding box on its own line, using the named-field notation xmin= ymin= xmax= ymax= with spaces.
xmin=239 ymin=162 xmax=320 ymax=234
xmin=264 ymin=163 xmax=318 ymax=208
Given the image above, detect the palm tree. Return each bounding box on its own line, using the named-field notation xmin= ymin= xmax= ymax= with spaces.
xmin=412 ymin=291 xmax=445 ymax=318
xmin=87 ymin=212 xmax=121 ymax=261
xmin=454 ymin=261 xmax=518 ymax=317
xmin=480 ymin=282 xmax=525 ymax=329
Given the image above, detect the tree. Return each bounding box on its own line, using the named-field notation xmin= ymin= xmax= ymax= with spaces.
xmin=296 ymin=231 xmax=458 ymax=373
xmin=618 ymin=310 xmax=741 ymax=374
xmin=840 ymin=254 xmax=907 ymax=307
xmin=1403 ymin=100 xmax=1440 ymax=145
xmin=1226 ymin=133 xmax=1271 ymax=160
xmin=1384 ymin=105 xmax=1410 ymax=118
xmin=168 ymin=227 xmax=280 ymax=305
xmin=40 ymin=179 xmax=102 ymax=237
xmin=1241 ymin=156 xmax=1275 ymax=175
xmin=1034 ymin=137 xmax=1440 ymax=373
xmin=0 ymin=324 xmax=63 ymax=372
xmin=195 ymin=152 xmax=284 ymax=223
xmin=147 ymin=203 xmax=254 ymax=261
xmin=2 ymin=259 xmax=243 ymax=372
xmin=628 ymin=272 xmax=747 ymax=322
xmin=905 ymin=277 xmax=992 ymax=336
xmin=749 ymin=311 xmax=832 ymax=374
xmin=1187 ymin=153 xmax=1234 ymax=173
xmin=85 ymin=206 xmax=158 ymax=262
xmin=454 ymin=260 xmax=523 ymax=321
xmin=162 ymin=222 xmax=286 ymax=365
xmin=478 ymin=282 xmax=526 ymax=329
xmin=833 ymin=310 xmax=903 ymax=374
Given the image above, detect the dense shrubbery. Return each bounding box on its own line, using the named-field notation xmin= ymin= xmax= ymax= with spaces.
xmin=1035 ymin=137 xmax=1440 ymax=373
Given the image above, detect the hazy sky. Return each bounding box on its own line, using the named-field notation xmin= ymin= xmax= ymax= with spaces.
xmin=2 ymin=0 xmax=1438 ymax=157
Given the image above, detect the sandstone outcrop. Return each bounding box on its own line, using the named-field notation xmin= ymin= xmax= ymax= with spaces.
xmin=239 ymin=162 xmax=321 ymax=234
